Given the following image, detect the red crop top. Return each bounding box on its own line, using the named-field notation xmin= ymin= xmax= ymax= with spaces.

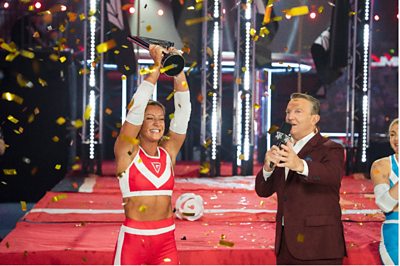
xmin=119 ymin=146 xmax=174 ymax=197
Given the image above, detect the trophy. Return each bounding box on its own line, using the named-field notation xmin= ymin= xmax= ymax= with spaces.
xmin=127 ymin=36 xmax=185 ymax=77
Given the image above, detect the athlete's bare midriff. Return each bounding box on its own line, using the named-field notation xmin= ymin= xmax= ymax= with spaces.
xmin=123 ymin=195 xmax=173 ymax=221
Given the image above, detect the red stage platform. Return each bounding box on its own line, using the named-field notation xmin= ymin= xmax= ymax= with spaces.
xmin=0 ymin=162 xmax=383 ymax=264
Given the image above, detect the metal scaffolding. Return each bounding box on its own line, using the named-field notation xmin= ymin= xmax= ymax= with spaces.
xmin=232 ymin=1 xmax=256 ymax=176
xmin=200 ymin=0 xmax=223 ymax=177
xmin=81 ymin=0 xmax=104 ymax=175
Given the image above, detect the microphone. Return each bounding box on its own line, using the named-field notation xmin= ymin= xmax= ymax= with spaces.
xmin=127 ymin=35 xmax=185 ymax=77
xmin=269 ymin=122 xmax=292 ymax=168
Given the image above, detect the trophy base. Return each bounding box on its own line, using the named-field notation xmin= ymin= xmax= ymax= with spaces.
xmin=162 ymin=53 xmax=185 ymax=77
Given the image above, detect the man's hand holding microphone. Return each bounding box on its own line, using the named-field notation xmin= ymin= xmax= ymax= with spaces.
xmin=263 ymin=122 xmax=304 ymax=173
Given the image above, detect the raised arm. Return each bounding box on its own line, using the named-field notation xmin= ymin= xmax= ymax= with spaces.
xmin=114 ymin=45 xmax=165 ymax=175
xmin=161 ymin=51 xmax=191 ymax=164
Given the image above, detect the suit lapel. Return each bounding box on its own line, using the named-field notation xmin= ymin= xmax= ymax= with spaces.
xmin=286 ymin=133 xmax=324 ymax=182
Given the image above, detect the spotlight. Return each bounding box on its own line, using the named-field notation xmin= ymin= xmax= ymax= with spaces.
xmin=34 ymin=1 xmax=42 ymax=9
xmin=309 ymin=12 xmax=316 ymax=19
xmin=60 ymin=5 xmax=67 ymax=12
xmin=129 ymin=6 xmax=135 ymax=14
xmin=157 ymin=9 xmax=164 ymax=16
xmin=373 ymin=15 xmax=379 ymax=21
xmin=3 ymin=1 xmax=9 ymax=9
xmin=285 ymin=14 xmax=292 ymax=19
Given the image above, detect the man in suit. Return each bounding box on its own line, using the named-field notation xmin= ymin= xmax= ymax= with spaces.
xmin=255 ymin=93 xmax=346 ymax=264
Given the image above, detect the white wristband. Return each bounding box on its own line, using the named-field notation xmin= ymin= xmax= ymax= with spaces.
xmin=125 ymin=80 xmax=155 ymax=125
xmin=170 ymin=91 xmax=191 ymax=134
xmin=374 ymin=183 xmax=398 ymax=213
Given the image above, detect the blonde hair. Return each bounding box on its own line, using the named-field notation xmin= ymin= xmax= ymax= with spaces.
xmin=389 ymin=118 xmax=398 ymax=132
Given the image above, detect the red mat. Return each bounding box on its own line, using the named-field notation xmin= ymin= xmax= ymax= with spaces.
xmin=0 ymin=161 xmax=384 ymax=265
xmin=0 ymin=220 xmax=381 ymax=265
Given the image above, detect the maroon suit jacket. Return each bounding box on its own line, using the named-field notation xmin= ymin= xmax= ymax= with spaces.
xmin=255 ymin=133 xmax=347 ymax=260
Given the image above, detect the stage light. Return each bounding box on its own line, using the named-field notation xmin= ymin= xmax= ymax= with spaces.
xmin=285 ymin=14 xmax=291 ymax=19
xmin=89 ymin=90 xmax=96 ymax=159
xmin=34 ymin=1 xmax=41 ymax=9
xmin=121 ymin=75 xmax=127 ymax=123
xmin=211 ymin=0 xmax=220 ymax=160
xmin=157 ymin=9 xmax=164 ymax=16
xmin=361 ymin=0 xmax=371 ymax=163
xmin=3 ymin=1 xmax=9 ymax=9
xmin=309 ymin=12 xmax=316 ymax=19
xmin=129 ymin=7 xmax=135 ymax=14
xmin=373 ymin=15 xmax=379 ymax=21
xmin=60 ymin=5 xmax=67 ymax=12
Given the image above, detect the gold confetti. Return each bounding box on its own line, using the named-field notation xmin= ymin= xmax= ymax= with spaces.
xmin=250 ymin=28 xmax=257 ymax=36
xmin=5 ymin=52 xmax=19 ymax=62
xmin=72 ymin=182 xmax=79 ymax=189
xmin=219 ymin=239 xmax=234 ymax=247
xmin=254 ymin=103 xmax=260 ymax=110
xmin=138 ymin=205 xmax=147 ymax=212
xmin=163 ymin=258 xmax=172 ymax=263
xmin=296 ymin=233 xmax=304 ymax=243
xmin=235 ymin=78 xmax=242 ymax=85
xmin=16 ymin=74 xmax=33 ymax=88
xmin=166 ymin=90 xmax=175 ymax=101
xmin=318 ymin=6 xmax=324 ymax=13
xmin=259 ymin=27 xmax=270 ymax=37
xmin=160 ymin=64 xmax=177 ymax=74
xmin=84 ymin=105 xmax=92 ymax=120
xmin=7 ymin=115 xmax=19 ymax=124
xmin=259 ymin=200 xmax=265 ymax=206
xmin=72 ymin=119 xmax=83 ymax=129
xmin=1 ymin=42 xmax=17 ymax=53
xmin=239 ymin=154 xmax=245 ymax=160
xmin=38 ymin=78 xmax=48 ymax=87
xmin=187 ymin=61 xmax=197 ymax=76
xmin=55 ymin=164 xmax=62 ymax=170
xmin=203 ymin=138 xmax=212 ymax=148
xmin=52 ymin=136 xmax=60 ymax=142
xmin=263 ymin=0 xmax=274 ymax=24
xmin=268 ymin=124 xmax=280 ymax=134
xmin=49 ymin=54 xmax=59 ymax=62
xmin=5 ymin=242 xmax=10 ymax=248
xmin=105 ymin=108 xmax=113 ymax=115
xmin=120 ymin=135 xmax=140 ymax=146
xmin=59 ymin=56 xmax=67 ymax=63
xmin=169 ymin=113 xmax=174 ymax=120
xmin=20 ymin=50 xmax=35 ymax=59
xmin=20 ymin=201 xmax=27 ymax=211
xmin=283 ymin=6 xmax=309 ymax=17
xmin=52 ymin=194 xmax=67 ymax=202
xmin=185 ymin=16 xmax=211 ymax=26
xmin=241 ymin=67 xmax=247 ymax=72
xmin=3 ymin=169 xmax=17 ymax=175
xmin=56 ymin=117 xmax=66 ymax=125
xmin=72 ymin=164 xmax=80 ymax=171
xmin=206 ymin=47 xmax=213 ymax=57
xmin=146 ymin=25 xmax=152 ymax=32
xmin=96 ymin=39 xmax=117 ymax=54
xmin=59 ymin=24 xmax=66 ymax=33
xmin=67 ymin=12 xmax=78 ymax=22
xmin=272 ymin=16 xmax=282 ymax=22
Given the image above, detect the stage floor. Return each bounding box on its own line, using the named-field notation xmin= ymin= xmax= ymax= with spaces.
xmin=0 ymin=162 xmax=383 ymax=264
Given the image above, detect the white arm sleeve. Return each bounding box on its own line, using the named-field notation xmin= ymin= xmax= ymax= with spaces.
xmin=125 ymin=80 xmax=155 ymax=125
xmin=169 ymin=91 xmax=191 ymax=134
xmin=374 ymin=183 xmax=398 ymax=213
